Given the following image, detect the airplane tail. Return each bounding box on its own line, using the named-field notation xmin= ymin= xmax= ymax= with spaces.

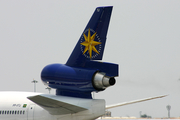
xmin=41 ymin=6 xmax=118 ymax=99
xmin=66 ymin=6 xmax=113 ymax=67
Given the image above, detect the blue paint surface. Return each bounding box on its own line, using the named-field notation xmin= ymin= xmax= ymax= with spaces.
xmin=41 ymin=6 xmax=119 ymax=99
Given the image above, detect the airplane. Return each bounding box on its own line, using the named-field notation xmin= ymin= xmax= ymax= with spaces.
xmin=0 ymin=6 xmax=167 ymax=120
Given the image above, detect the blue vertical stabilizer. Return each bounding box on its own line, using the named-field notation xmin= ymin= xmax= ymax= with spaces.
xmin=41 ymin=6 xmax=119 ymax=99
xmin=66 ymin=6 xmax=113 ymax=67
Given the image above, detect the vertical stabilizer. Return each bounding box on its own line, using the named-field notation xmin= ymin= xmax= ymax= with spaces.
xmin=41 ymin=6 xmax=118 ymax=99
xmin=66 ymin=6 xmax=113 ymax=67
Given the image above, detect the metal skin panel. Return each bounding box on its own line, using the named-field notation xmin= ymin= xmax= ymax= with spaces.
xmin=41 ymin=63 xmax=117 ymax=98
xmin=83 ymin=60 xmax=119 ymax=77
xmin=28 ymin=93 xmax=105 ymax=120
xmin=40 ymin=6 xmax=119 ymax=99
xmin=27 ymin=93 xmax=105 ymax=119
xmin=33 ymin=97 xmax=105 ymax=120
xmin=28 ymin=94 xmax=87 ymax=115
xmin=0 ymin=91 xmax=52 ymax=120
xmin=66 ymin=6 xmax=113 ymax=67
xmin=0 ymin=91 xmax=166 ymax=120
xmin=1 ymin=6 xmax=166 ymax=120
xmin=0 ymin=91 xmax=105 ymax=120
xmin=41 ymin=64 xmax=96 ymax=91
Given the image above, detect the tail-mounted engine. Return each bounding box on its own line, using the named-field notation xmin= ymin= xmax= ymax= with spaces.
xmin=93 ymin=72 xmax=115 ymax=90
xmin=41 ymin=7 xmax=118 ymax=98
xmin=41 ymin=62 xmax=118 ymax=98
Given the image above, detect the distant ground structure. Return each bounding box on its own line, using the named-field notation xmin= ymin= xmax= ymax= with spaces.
xmin=140 ymin=114 xmax=152 ymax=118
xmin=102 ymin=111 xmax=112 ymax=117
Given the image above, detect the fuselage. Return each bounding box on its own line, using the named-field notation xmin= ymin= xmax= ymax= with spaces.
xmin=0 ymin=91 xmax=52 ymax=120
xmin=0 ymin=91 xmax=105 ymax=120
xmin=0 ymin=6 xmax=114 ymax=120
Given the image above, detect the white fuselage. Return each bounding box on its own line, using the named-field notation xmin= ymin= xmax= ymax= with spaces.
xmin=0 ymin=92 xmax=52 ymax=120
xmin=0 ymin=91 xmax=105 ymax=120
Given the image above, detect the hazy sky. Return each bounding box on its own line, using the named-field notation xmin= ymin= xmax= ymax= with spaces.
xmin=0 ymin=0 xmax=180 ymax=118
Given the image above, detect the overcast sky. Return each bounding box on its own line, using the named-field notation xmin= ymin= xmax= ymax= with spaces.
xmin=0 ymin=0 xmax=180 ymax=118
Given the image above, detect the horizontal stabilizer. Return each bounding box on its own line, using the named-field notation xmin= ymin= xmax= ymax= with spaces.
xmin=27 ymin=94 xmax=87 ymax=115
xmin=106 ymin=94 xmax=167 ymax=109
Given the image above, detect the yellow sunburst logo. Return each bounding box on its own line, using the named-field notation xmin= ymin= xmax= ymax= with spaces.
xmin=80 ymin=29 xmax=101 ymax=59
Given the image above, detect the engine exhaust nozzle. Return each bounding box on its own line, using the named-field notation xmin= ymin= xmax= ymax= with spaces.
xmin=92 ymin=72 xmax=116 ymax=90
